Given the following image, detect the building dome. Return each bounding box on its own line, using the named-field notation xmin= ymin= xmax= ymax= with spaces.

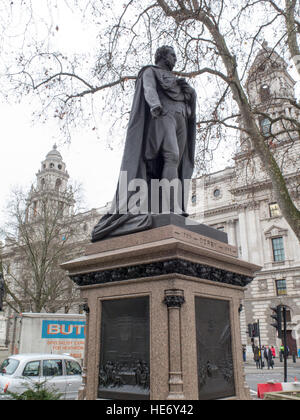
xmin=46 ymin=144 xmax=63 ymax=161
xmin=38 ymin=144 xmax=68 ymax=177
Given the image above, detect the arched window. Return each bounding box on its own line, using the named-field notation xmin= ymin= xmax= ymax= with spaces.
xmin=33 ymin=201 xmax=38 ymax=217
xmin=260 ymin=84 xmax=271 ymax=102
xmin=260 ymin=117 xmax=271 ymax=136
xmin=55 ymin=179 xmax=62 ymax=191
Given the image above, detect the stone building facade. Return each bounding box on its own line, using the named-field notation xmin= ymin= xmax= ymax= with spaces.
xmin=189 ymin=44 xmax=300 ymax=356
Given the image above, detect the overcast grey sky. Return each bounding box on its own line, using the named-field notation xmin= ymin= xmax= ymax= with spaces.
xmin=0 ymin=1 xmax=123 ymax=227
xmin=0 ymin=99 xmax=124 ymax=226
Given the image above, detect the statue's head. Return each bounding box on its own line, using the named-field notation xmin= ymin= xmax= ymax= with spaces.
xmin=155 ymin=46 xmax=177 ymax=71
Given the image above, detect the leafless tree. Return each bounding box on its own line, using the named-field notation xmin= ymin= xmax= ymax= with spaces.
xmin=0 ymin=185 xmax=84 ymax=313
xmin=0 ymin=0 xmax=299 ymax=239
xmin=259 ymin=0 xmax=300 ymax=75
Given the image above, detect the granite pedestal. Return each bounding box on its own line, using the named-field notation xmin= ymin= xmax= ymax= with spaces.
xmin=61 ymin=219 xmax=260 ymax=400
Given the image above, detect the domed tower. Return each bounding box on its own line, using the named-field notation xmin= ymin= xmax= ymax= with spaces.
xmin=27 ymin=145 xmax=74 ymax=221
xmin=247 ymin=41 xmax=296 ymax=105
xmin=37 ymin=144 xmax=69 ymax=192
xmin=240 ymin=41 xmax=299 ymax=150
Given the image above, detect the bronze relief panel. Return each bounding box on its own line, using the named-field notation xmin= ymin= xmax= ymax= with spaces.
xmin=98 ymin=297 xmax=150 ymax=400
xmin=195 ymin=296 xmax=235 ymax=400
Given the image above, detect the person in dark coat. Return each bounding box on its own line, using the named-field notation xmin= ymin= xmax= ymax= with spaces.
xmin=254 ymin=346 xmax=261 ymax=369
xmin=92 ymin=46 xmax=197 ymax=242
xmin=264 ymin=346 xmax=274 ymax=370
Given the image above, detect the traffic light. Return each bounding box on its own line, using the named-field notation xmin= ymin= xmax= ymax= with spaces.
xmin=253 ymin=322 xmax=259 ymax=337
xmin=248 ymin=323 xmax=254 ymax=338
xmin=270 ymin=305 xmax=282 ymax=339
xmin=248 ymin=323 xmax=259 ymax=338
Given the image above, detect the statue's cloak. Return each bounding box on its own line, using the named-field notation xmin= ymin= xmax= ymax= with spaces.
xmin=91 ymin=66 xmax=196 ymax=242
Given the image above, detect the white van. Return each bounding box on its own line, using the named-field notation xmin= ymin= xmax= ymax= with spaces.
xmin=0 ymin=353 xmax=83 ymax=400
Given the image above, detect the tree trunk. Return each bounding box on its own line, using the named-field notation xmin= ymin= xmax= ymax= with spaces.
xmin=285 ymin=0 xmax=300 ymax=78
xmin=192 ymin=8 xmax=300 ymax=242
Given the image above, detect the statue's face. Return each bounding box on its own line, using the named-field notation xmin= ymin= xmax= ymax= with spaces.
xmin=163 ymin=48 xmax=177 ymax=71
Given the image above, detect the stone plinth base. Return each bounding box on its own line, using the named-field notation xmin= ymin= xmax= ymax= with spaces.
xmin=62 ymin=224 xmax=260 ymax=400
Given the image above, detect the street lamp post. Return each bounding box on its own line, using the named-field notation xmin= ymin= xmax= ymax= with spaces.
xmin=257 ymin=320 xmax=263 ymax=370
xmin=282 ymin=306 xmax=288 ymax=383
xmin=270 ymin=304 xmax=288 ymax=383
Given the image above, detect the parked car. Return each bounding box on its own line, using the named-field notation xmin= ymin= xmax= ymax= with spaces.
xmin=0 ymin=353 xmax=82 ymax=400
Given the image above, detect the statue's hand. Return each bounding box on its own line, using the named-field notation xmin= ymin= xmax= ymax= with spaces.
xmin=151 ymin=105 xmax=163 ymax=119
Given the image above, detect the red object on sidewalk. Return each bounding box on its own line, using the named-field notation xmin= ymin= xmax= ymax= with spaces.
xmin=257 ymin=383 xmax=283 ymax=399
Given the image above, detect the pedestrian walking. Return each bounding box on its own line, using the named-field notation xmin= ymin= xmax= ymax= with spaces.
xmin=280 ymin=344 xmax=284 ymax=362
xmin=271 ymin=346 xmax=276 ymax=358
xmin=264 ymin=346 xmax=274 ymax=370
xmin=263 ymin=346 xmax=267 ymax=364
xmin=254 ymin=346 xmax=261 ymax=369
xmin=242 ymin=345 xmax=247 ymax=362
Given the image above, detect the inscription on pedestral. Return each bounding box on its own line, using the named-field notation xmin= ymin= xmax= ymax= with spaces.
xmin=174 ymin=229 xmax=237 ymax=257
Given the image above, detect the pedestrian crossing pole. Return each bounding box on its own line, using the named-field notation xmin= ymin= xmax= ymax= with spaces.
xmin=257 ymin=320 xmax=263 ymax=370
xmin=270 ymin=304 xmax=288 ymax=381
xmin=283 ymin=306 xmax=288 ymax=383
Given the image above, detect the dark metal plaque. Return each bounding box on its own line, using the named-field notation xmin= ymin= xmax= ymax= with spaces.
xmin=195 ymin=297 xmax=235 ymax=400
xmin=98 ymin=297 xmax=150 ymax=400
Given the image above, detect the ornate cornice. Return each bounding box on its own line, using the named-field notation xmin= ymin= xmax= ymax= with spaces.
xmin=230 ymin=172 xmax=300 ymax=197
xmin=70 ymin=258 xmax=254 ymax=289
xmin=234 ymin=137 xmax=300 ymax=162
xmin=264 ymin=225 xmax=288 ymax=238
xmin=230 ymin=180 xmax=272 ymax=196
xmin=203 ymin=204 xmax=239 ymax=217
xmin=202 ymin=200 xmax=261 ymax=217
xmin=255 ymin=265 xmax=300 ymax=277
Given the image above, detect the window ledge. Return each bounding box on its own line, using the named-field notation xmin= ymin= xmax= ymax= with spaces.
xmin=272 ymin=261 xmax=286 ymax=267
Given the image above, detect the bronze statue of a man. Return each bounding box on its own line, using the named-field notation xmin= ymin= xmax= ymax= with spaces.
xmin=92 ymin=46 xmax=197 ymax=242
xmin=142 ymin=46 xmax=196 ymax=182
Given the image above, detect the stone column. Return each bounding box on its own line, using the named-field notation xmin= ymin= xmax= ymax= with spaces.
xmin=247 ymin=205 xmax=261 ymax=266
xmin=163 ymin=289 xmax=185 ymax=400
xmin=238 ymin=207 xmax=249 ymax=260
xmin=227 ymin=219 xmax=237 ymax=246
